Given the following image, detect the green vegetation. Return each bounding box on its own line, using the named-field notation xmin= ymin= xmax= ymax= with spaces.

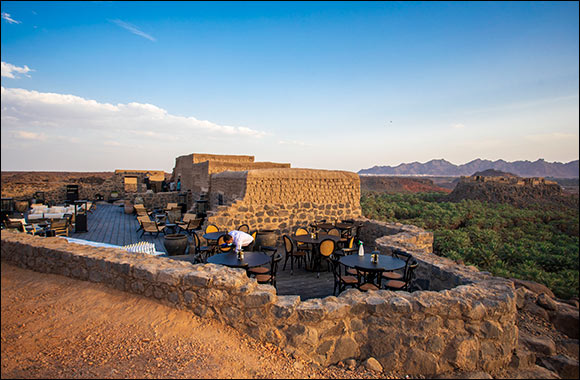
xmin=361 ymin=192 xmax=579 ymax=299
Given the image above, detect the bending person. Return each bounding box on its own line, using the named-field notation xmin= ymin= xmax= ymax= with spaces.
xmin=222 ymin=230 xmax=254 ymax=252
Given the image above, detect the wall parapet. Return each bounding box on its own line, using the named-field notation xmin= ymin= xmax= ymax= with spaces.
xmin=1 ymin=226 xmax=517 ymax=376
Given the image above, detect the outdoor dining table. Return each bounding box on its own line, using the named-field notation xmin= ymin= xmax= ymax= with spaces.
xmin=339 ymin=253 xmax=406 ymax=280
xmin=292 ymin=233 xmax=341 ymax=271
xmin=203 ymin=231 xmax=227 ymax=241
xmin=207 ymin=251 xmax=270 ymax=269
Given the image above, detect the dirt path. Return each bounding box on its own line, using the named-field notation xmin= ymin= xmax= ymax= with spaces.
xmin=1 ymin=263 xmax=382 ymax=379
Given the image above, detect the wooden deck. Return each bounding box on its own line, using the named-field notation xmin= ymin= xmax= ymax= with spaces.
xmin=71 ymin=203 xmax=336 ymax=300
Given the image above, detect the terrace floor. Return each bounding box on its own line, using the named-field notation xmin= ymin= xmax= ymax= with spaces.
xmin=71 ymin=202 xmax=335 ymax=300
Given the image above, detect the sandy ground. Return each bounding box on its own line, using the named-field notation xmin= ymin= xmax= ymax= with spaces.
xmin=1 ymin=263 xmax=386 ymax=379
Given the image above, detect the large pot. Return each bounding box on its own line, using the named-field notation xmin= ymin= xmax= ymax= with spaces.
xmin=124 ymin=200 xmax=134 ymax=214
xmin=254 ymin=230 xmax=278 ymax=250
xmin=163 ymin=234 xmax=188 ymax=256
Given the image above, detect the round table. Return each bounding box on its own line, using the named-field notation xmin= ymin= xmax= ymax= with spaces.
xmin=292 ymin=233 xmax=340 ymax=245
xmin=203 ymin=231 xmax=227 ymax=241
xmin=207 ymin=251 xmax=270 ymax=269
xmin=292 ymin=234 xmax=341 ymax=271
xmin=339 ymin=254 xmax=405 ymax=272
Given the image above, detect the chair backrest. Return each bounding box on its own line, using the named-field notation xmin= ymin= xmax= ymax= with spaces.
xmin=137 ymin=215 xmax=150 ymax=226
xmin=283 ymin=235 xmax=294 ymax=254
xmin=327 ymin=228 xmax=340 ymax=237
xmin=205 ymin=224 xmax=219 ymax=234
xmin=217 ymin=234 xmax=232 ymax=252
xmin=188 ymin=218 xmax=203 ymax=230
xmin=346 ymin=236 xmax=355 ymax=249
xmin=237 ymin=224 xmax=250 ymax=233
xmin=404 ymin=260 xmax=419 ymax=285
xmin=393 ymin=249 xmax=413 ymax=262
xmin=166 ymin=202 xmax=178 ymax=210
xmin=182 ymin=213 xmax=197 ymax=223
xmin=142 ymin=220 xmax=159 ymax=232
xmin=319 ymin=238 xmax=336 ymax=257
xmin=329 ymin=254 xmax=342 ymax=280
xmin=295 ymin=227 xmax=308 ymax=236
xmin=192 ymin=232 xmax=202 ymax=247
xmin=269 ymin=252 xmax=283 ymax=276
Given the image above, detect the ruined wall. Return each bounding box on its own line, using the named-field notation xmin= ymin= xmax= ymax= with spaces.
xmin=204 ymin=168 xmax=362 ymax=237
xmin=1 ymin=229 xmax=518 ymax=376
xmin=192 ymin=153 xmax=255 ymax=164
xmin=172 ymin=155 xmax=195 ymax=194
xmin=173 ymin=153 xmax=290 ymax=201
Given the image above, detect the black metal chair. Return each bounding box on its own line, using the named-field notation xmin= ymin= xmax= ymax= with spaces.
xmin=382 ymin=248 xmax=413 ymax=282
xmin=237 ymin=223 xmax=250 ymax=233
xmin=355 ymin=265 xmax=383 ymax=292
xmin=248 ymin=246 xmax=277 ymax=276
xmin=192 ymin=232 xmax=214 ymax=262
xmin=254 ymin=252 xmax=283 ymax=289
xmin=329 ymin=254 xmax=358 ymax=296
xmin=384 ymin=259 xmax=418 ymax=292
xmin=282 ymin=235 xmax=307 ymax=275
xmin=217 ymin=234 xmax=233 ymax=253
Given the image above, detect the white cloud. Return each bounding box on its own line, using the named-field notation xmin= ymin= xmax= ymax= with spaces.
xmin=13 ymin=131 xmax=46 ymax=140
xmin=111 ymin=19 xmax=156 ymax=42
xmin=452 ymin=123 xmax=465 ymax=129
xmin=1 ymin=86 xmax=268 ymax=139
xmin=1 ymin=61 xmax=33 ymax=79
xmin=1 ymin=12 xmax=21 ymax=24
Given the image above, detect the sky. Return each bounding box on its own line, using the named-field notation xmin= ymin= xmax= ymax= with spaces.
xmin=1 ymin=1 xmax=578 ymax=173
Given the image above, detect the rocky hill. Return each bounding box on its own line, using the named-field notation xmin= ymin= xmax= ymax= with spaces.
xmin=446 ymin=172 xmax=579 ymax=208
xmin=1 ymin=171 xmax=115 ymax=200
xmin=360 ymin=176 xmax=451 ymax=194
xmin=359 ymin=158 xmax=579 ymax=178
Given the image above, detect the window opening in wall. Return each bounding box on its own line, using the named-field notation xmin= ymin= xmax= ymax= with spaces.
xmin=124 ymin=177 xmax=138 ymax=193
xmin=218 ymin=192 xmax=224 ymax=206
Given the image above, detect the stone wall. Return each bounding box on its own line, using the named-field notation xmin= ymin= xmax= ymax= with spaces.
xmin=204 ymin=168 xmax=363 ymax=238
xmin=1 ymin=228 xmax=518 ymax=376
xmin=171 ymin=153 xmax=290 ymax=199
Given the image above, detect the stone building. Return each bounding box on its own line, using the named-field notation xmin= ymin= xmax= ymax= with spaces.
xmin=204 ymin=168 xmax=362 ymax=237
xmin=114 ymin=170 xmax=167 ymax=194
xmin=171 ymin=153 xmax=290 ymax=200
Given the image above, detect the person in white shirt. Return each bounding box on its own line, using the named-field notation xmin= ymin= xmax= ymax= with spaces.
xmin=222 ymin=230 xmax=254 ymax=252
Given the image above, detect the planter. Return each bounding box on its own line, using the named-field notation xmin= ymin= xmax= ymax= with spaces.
xmin=254 ymin=230 xmax=277 ymax=250
xmin=163 ymin=234 xmax=188 ymax=256
xmin=124 ymin=200 xmax=134 ymax=214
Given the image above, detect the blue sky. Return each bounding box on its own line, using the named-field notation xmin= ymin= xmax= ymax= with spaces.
xmin=1 ymin=1 xmax=578 ymax=172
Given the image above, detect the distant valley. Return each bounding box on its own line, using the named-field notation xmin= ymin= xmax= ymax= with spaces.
xmin=359 ymin=158 xmax=579 ymax=178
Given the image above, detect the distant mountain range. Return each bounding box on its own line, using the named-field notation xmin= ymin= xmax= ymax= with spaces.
xmin=358 ymin=159 xmax=579 ymax=178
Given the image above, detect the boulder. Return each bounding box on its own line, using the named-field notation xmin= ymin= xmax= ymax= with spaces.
xmin=363 ymin=357 xmax=383 ymax=372
xmin=511 ymin=279 xmax=555 ymax=298
xmin=537 ymin=293 xmax=558 ymax=311
xmin=519 ymin=333 xmax=556 ymax=357
xmin=504 ymin=364 xmax=560 ymax=379
xmin=537 ymin=355 xmax=579 ymax=379
xmin=559 ymin=339 xmax=579 ymax=360
xmin=510 ymin=345 xmax=536 ymax=369
xmin=550 ymin=307 xmax=579 ymax=339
